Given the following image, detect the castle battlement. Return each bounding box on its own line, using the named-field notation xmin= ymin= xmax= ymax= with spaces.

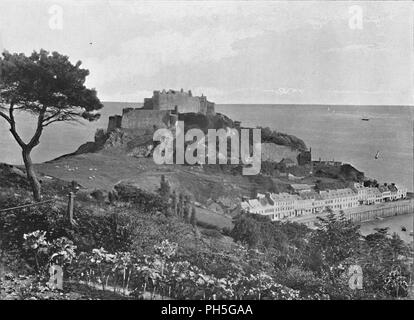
xmin=143 ymin=88 xmax=215 ymax=115
xmin=107 ymin=89 xmax=215 ymax=133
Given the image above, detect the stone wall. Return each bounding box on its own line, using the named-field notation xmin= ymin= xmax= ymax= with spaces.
xmin=154 ymin=90 xmax=201 ymax=113
xmin=121 ymin=109 xmax=172 ymax=132
xmin=107 ymin=89 xmax=215 ymax=132
xmin=297 ymin=149 xmax=312 ymax=166
xmin=261 ymin=143 xmax=300 ymax=164
xmin=107 ymin=115 xmax=122 ymax=132
xmin=143 ymin=89 xmax=215 ymax=115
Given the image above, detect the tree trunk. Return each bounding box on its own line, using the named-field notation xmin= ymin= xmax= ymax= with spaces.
xmin=22 ymin=148 xmax=41 ymax=201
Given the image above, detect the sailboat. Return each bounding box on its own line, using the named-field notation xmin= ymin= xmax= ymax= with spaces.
xmin=374 ymin=151 xmax=380 ymax=160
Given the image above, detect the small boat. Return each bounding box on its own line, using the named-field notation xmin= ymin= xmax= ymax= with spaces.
xmin=361 ymin=118 xmax=370 ymax=121
xmin=374 ymin=151 xmax=380 ymax=160
xmin=401 ymin=226 xmax=407 ymax=232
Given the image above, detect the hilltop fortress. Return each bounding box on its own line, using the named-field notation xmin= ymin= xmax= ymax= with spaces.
xmin=108 ymin=89 xmax=215 ymax=132
xmin=104 ymin=89 xmax=314 ymax=169
xmin=143 ymin=89 xmax=215 ymax=114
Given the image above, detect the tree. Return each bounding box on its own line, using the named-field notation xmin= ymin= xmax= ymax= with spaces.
xmin=231 ymin=214 xmax=261 ymax=247
xmin=170 ymin=191 xmax=177 ymax=216
xmin=177 ymin=193 xmax=184 ymax=218
xmin=183 ymin=196 xmax=191 ymax=223
xmin=361 ymin=229 xmax=411 ymax=298
xmin=0 ymin=50 xmax=103 ymax=201
xmin=159 ymin=175 xmax=171 ymax=198
xmin=307 ymin=211 xmax=361 ymax=281
xmin=190 ymin=206 xmax=197 ymax=227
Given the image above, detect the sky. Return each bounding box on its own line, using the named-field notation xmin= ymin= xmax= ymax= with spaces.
xmin=0 ymin=0 xmax=413 ymax=105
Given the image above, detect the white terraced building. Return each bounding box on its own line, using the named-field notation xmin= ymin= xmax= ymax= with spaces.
xmin=394 ymin=184 xmax=408 ymax=199
xmin=319 ymin=188 xmax=359 ymax=211
xmin=241 ymin=183 xmax=408 ymax=222
xmin=352 ymin=182 xmax=407 ymax=204
xmin=241 ymin=193 xmax=299 ymax=221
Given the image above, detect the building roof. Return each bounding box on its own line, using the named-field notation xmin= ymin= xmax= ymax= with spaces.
xmin=319 ymin=188 xmax=356 ymax=199
xmin=300 ymin=191 xmax=323 ymax=200
xmin=378 ymin=185 xmax=390 ymax=193
xmin=387 ymin=184 xmax=398 ymax=192
xmin=270 ymin=192 xmax=299 ymax=203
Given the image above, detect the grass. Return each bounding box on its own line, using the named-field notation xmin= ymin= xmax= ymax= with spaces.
xmin=31 ymin=149 xmax=267 ymax=230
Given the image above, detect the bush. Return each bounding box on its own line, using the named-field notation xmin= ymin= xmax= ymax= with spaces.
xmin=200 ymin=228 xmax=223 ymax=239
xmin=114 ymin=183 xmax=168 ymax=214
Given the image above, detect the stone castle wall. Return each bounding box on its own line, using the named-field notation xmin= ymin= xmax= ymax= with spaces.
xmin=107 ymin=115 xmax=122 ymax=132
xmin=154 ymin=90 xmax=201 ymax=113
xmin=261 ymin=143 xmax=301 ymax=164
xmin=107 ymin=89 xmax=214 ymax=132
xmin=121 ymin=109 xmax=173 ymax=132
xmin=144 ymin=89 xmax=215 ymax=115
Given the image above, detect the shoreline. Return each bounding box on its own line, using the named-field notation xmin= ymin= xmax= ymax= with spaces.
xmin=358 ymin=212 xmax=413 ymax=243
xmin=288 ymin=199 xmax=413 ymax=243
xmin=289 ymin=199 xmax=413 ymax=224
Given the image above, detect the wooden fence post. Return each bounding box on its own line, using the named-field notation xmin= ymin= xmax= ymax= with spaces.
xmin=67 ymin=192 xmax=77 ymax=226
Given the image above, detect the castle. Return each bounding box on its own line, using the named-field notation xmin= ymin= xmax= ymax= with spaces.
xmin=143 ymin=89 xmax=215 ymax=114
xmin=108 ymin=89 xmax=215 ymax=132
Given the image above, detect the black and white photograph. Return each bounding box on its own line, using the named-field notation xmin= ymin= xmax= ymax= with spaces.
xmin=0 ymin=0 xmax=413 ymax=306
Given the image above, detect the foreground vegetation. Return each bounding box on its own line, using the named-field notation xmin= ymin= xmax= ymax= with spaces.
xmin=0 ymin=168 xmax=412 ymax=300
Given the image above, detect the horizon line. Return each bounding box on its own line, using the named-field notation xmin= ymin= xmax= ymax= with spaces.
xmin=102 ymin=101 xmax=414 ymax=107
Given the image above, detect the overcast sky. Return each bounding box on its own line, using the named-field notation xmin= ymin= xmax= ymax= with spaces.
xmin=0 ymin=0 xmax=412 ymax=104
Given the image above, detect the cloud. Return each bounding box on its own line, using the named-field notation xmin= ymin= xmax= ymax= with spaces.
xmin=3 ymin=0 xmax=409 ymax=104
xmin=324 ymin=43 xmax=390 ymax=53
xmin=84 ymin=26 xmax=264 ymax=95
xmin=271 ymin=88 xmax=304 ymax=96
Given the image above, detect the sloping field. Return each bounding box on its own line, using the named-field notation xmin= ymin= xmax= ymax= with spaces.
xmin=34 ymin=150 xmax=266 ymax=229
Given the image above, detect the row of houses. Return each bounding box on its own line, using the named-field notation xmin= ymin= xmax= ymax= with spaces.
xmin=241 ymin=183 xmax=408 ymax=221
xmin=353 ymin=183 xmax=407 ymax=204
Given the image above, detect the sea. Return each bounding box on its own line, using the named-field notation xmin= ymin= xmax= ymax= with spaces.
xmin=0 ymin=103 xmax=413 ymax=191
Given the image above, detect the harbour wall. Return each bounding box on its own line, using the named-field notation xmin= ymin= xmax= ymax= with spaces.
xmin=345 ymin=200 xmax=414 ymax=223
xmin=293 ymin=199 xmax=414 ymax=227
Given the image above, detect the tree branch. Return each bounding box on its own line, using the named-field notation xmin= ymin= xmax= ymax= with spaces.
xmin=7 ymin=103 xmax=27 ymax=148
xmin=0 ymin=110 xmax=11 ymax=124
xmin=42 ymin=110 xmax=81 ymax=127
xmin=42 ymin=118 xmax=64 ymax=127
xmin=42 ymin=110 xmax=61 ymax=123
xmin=27 ymin=106 xmax=47 ymax=149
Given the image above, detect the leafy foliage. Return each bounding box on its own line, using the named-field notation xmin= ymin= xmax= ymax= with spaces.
xmin=0 ymin=49 xmax=103 ymax=201
xmin=229 ymin=210 xmax=412 ymax=299
xmin=1 ymin=186 xmax=411 ymax=300
xmin=260 ymin=126 xmax=307 ymax=151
